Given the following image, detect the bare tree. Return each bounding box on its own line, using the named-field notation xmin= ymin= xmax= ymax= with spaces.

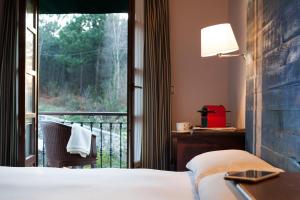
xmin=101 ymin=14 xmax=128 ymax=105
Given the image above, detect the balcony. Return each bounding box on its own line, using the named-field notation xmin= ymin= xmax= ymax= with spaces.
xmin=38 ymin=112 xmax=127 ymax=168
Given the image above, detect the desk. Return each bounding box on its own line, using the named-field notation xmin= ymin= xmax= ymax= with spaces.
xmin=236 ymin=172 xmax=300 ymax=200
xmin=171 ymin=128 xmax=245 ymax=171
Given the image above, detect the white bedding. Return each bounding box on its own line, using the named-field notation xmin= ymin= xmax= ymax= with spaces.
xmin=0 ymin=167 xmax=198 ymax=200
xmin=197 ymin=173 xmax=244 ymax=200
xmin=0 ymin=150 xmax=282 ymax=200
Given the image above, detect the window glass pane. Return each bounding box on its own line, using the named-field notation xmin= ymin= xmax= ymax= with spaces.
xmin=134 ymin=88 xmax=142 ymax=163
xmin=38 ymin=13 xmax=129 ymax=168
xmin=25 ymin=74 xmax=35 ymax=113
xmin=26 ymin=30 xmax=35 ymax=71
xmin=39 ymin=14 xmax=128 ymax=112
xmin=26 ymin=0 xmax=35 ymax=28
xmin=25 ymin=119 xmax=35 ymax=157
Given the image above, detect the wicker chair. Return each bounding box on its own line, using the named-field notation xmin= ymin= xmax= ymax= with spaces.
xmin=41 ymin=121 xmax=97 ymax=168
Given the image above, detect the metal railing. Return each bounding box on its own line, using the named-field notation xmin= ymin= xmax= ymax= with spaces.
xmin=38 ymin=112 xmax=127 ymax=168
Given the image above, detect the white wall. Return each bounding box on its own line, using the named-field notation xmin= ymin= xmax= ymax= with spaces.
xmin=228 ymin=0 xmax=247 ymax=128
xmin=170 ymin=0 xmax=230 ymax=129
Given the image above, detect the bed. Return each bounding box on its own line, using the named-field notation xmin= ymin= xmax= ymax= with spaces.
xmin=0 ymin=167 xmax=197 ymax=200
xmin=0 ymin=150 xmax=282 ymax=200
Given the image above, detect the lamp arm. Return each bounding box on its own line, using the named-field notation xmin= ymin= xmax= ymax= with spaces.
xmin=217 ymin=53 xmax=246 ymax=60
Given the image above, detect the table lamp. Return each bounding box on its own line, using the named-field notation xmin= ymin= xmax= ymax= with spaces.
xmin=201 ymin=23 xmax=245 ymax=59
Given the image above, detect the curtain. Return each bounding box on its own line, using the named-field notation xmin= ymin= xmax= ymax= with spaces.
xmin=0 ymin=0 xmax=19 ymax=166
xmin=142 ymin=0 xmax=171 ymax=170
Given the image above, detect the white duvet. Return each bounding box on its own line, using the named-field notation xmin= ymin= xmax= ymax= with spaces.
xmin=0 ymin=167 xmax=198 ymax=200
xmin=1 ymin=150 xmax=281 ymax=200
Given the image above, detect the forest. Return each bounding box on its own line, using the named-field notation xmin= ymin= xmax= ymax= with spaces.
xmin=39 ymin=14 xmax=128 ymax=112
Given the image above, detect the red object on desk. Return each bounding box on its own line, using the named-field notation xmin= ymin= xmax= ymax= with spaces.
xmin=198 ymin=105 xmax=226 ymax=127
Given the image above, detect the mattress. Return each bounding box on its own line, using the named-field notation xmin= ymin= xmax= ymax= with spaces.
xmin=0 ymin=167 xmax=198 ymax=200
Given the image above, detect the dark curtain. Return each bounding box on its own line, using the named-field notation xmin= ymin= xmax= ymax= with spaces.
xmin=141 ymin=0 xmax=171 ymax=170
xmin=0 ymin=0 xmax=19 ymax=166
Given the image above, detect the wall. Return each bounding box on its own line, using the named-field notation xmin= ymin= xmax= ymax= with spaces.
xmin=228 ymin=0 xmax=247 ymax=128
xmin=170 ymin=0 xmax=230 ymax=129
xmin=247 ymin=0 xmax=300 ymax=171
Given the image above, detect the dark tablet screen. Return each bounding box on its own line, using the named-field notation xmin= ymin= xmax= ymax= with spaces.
xmin=227 ymin=170 xmax=274 ymax=178
xmin=224 ymin=170 xmax=280 ymax=182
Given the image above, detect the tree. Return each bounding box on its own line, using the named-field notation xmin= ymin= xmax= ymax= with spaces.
xmin=39 ymin=14 xmax=128 ymax=112
xmin=101 ymin=14 xmax=128 ymax=109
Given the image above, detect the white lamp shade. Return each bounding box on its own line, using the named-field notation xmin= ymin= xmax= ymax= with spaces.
xmin=201 ymin=23 xmax=239 ymax=57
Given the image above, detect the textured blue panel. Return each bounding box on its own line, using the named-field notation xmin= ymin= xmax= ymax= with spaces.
xmin=246 ymin=110 xmax=254 ymax=153
xmin=281 ymin=0 xmax=300 ymax=41
xmin=247 ymin=0 xmax=300 ymax=171
xmin=263 ymin=84 xmax=300 ymax=110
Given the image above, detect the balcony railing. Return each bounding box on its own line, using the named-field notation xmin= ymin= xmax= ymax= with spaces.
xmin=38 ymin=112 xmax=127 ymax=168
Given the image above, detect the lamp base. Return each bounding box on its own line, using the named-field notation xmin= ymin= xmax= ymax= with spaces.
xmin=217 ymin=53 xmax=246 ymax=59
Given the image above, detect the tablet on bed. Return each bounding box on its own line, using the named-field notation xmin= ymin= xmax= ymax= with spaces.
xmin=224 ymin=170 xmax=280 ymax=183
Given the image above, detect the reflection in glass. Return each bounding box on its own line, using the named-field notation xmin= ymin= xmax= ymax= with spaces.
xmin=134 ymin=88 xmax=143 ymax=162
xmin=25 ymin=74 xmax=34 ymax=113
xmin=25 ymin=119 xmax=33 ymax=157
xmin=26 ymin=0 xmax=35 ymax=28
xmin=26 ymin=30 xmax=34 ymax=71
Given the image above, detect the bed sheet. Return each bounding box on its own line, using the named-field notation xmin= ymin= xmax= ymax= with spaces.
xmin=0 ymin=167 xmax=198 ymax=200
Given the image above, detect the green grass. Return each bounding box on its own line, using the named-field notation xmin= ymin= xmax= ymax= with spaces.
xmin=95 ymin=151 xmax=127 ymax=168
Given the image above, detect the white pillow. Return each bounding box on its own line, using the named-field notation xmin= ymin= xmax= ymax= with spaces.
xmin=197 ymin=173 xmax=242 ymax=200
xmin=186 ymin=150 xmax=283 ymax=183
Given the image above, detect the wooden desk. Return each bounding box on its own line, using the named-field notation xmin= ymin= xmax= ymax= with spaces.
xmin=171 ymin=128 xmax=245 ymax=171
xmin=236 ymin=173 xmax=300 ymax=200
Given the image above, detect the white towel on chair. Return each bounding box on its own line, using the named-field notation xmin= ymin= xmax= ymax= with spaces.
xmin=66 ymin=124 xmax=93 ymax=158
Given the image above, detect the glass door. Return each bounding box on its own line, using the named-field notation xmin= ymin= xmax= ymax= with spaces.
xmin=132 ymin=0 xmax=144 ymax=167
xmin=19 ymin=0 xmax=38 ymax=166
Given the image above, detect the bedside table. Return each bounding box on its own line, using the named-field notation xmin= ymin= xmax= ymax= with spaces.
xmin=170 ymin=128 xmax=245 ymax=171
xmin=236 ymin=172 xmax=300 ymax=200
